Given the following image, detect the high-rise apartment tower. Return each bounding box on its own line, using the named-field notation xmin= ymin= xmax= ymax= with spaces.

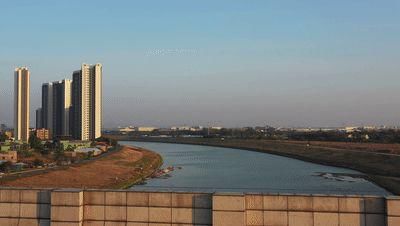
xmin=14 ymin=67 xmax=30 ymax=142
xmin=71 ymin=63 xmax=102 ymax=141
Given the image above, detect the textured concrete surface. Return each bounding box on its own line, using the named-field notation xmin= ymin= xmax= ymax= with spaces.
xmin=0 ymin=188 xmax=397 ymax=226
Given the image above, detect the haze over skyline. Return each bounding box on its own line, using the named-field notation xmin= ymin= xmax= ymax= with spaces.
xmin=1 ymin=0 xmax=400 ymax=128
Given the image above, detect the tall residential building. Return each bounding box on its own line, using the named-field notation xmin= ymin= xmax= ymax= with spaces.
xmin=52 ymin=79 xmax=72 ymax=138
xmin=14 ymin=67 xmax=30 ymax=142
xmin=71 ymin=63 xmax=102 ymax=141
xmin=36 ymin=108 xmax=43 ymax=129
xmin=41 ymin=82 xmax=53 ymax=137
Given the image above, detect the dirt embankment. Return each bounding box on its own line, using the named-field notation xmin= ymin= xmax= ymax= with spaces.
xmin=0 ymin=146 xmax=163 ymax=189
xmin=108 ymin=136 xmax=400 ymax=195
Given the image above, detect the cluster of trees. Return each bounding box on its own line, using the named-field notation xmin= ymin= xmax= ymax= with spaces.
xmin=0 ymin=133 xmax=7 ymax=142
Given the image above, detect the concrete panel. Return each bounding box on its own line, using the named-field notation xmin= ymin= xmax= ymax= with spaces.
xmin=149 ymin=207 xmax=172 ymax=223
xmin=288 ymin=196 xmax=313 ymax=211
xmin=83 ymin=220 xmax=105 ymax=226
xmin=51 ymin=206 xmax=83 ymax=222
xmin=106 ymin=191 xmax=127 ymax=206
xmin=194 ymin=208 xmax=212 ymax=225
xmin=364 ymin=197 xmax=385 ymax=214
xmin=288 ymin=212 xmax=313 ymax=226
xmin=365 ymin=214 xmax=385 ymax=226
xmin=194 ymin=194 xmax=212 ymax=209
xmin=387 ymin=197 xmax=400 ymax=216
xmin=172 ymin=193 xmax=195 ymax=208
xmin=105 ymin=206 xmax=127 ymax=221
xmin=127 ymin=207 xmax=149 ymax=222
xmin=105 ymin=221 xmax=127 ymax=226
xmin=313 ymin=196 xmax=339 ymax=212
xmin=85 ymin=205 xmax=105 ymax=221
xmin=314 ymin=213 xmax=339 ymax=226
xmin=0 ymin=203 xmax=20 ymax=217
xmin=246 ymin=210 xmax=263 ymax=226
xmin=388 ymin=217 xmax=400 ymax=226
xmin=172 ymin=208 xmax=194 ymax=224
xmin=127 ymin=223 xmax=149 ymax=226
xmin=150 ymin=193 xmax=172 ymax=207
xmin=84 ymin=191 xmax=105 ymax=205
xmin=52 ymin=222 xmax=83 ymax=226
xmin=264 ymin=211 xmax=287 ymax=226
xmin=263 ymin=195 xmax=287 ymax=211
xmin=339 ymin=197 xmax=365 ymax=213
xmin=127 ymin=192 xmax=150 ymax=207
xmin=0 ymin=189 xmax=20 ymax=202
xmin=213 ymin=194 xmax=245 ymax=211
xmin=339 ymin=213 xmax=365 ymax=226
xmin=20 ymin=203 xmax=39 ymax=218
xmin=213 ymin=211 xmax=245 ymax=226
xmin=20 ymin=189 xmax=51 ymax=204
xmin=18 ymin=219 xmax=40 ymax=226
xmin=246 ymin=195 xmax=263 ymax=210
xmin=52 ymin=190 xmax=83 ymax=206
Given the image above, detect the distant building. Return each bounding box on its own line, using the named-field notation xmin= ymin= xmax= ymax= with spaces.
xmin=119 ymin=127 xmax=135 ymax=133
xmin=344 ymin=127 xmax=359 ymax=133
xmin=52 ymin=79 xmax=72 ymax=138
xmin=36 ymin=108 xmax=43 ymax=129
xmin=41 ymin=82 xmax=53 ymax=137
xmin=74 ymin=147 xmax=102 ymax=156
xmin=0 ymin=124 xmax=7 ymax=132
xmin=4 ymin=131 xmax=13 ymax=140
xmin=71 ymin=63 xmax=102 ymax=141
xmin=0 ymin=150 xmax=17 ymax=163
xmin=137 ymin=127 xmax=157 ymax=132
xmin=14 ymin=67 xmax=30 ymax=142
xmin=36 ymin=128 xmax=50 ymax=140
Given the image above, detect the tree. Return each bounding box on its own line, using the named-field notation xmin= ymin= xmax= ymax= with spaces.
xmin=0 ymin=133 xmax=7 ymax=142
xmin=33 ymin=158 xmax=44 ymax=167
xmin=29 ymin=135 xmax=43 ymax=150
xmin=0 ymin=161 xmax=12 ymax=173
xmin=54 ymin=145 xmax=65 ymax=160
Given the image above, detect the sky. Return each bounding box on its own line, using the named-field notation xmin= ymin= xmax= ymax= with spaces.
xmin=1 ymin=0 xmax=400 ymax=128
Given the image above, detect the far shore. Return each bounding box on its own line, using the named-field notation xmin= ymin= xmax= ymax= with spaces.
xmin=0 ymin=145 xmax=163 ymax=189
xmin=108 ymin=136 xmax=400 ymax=195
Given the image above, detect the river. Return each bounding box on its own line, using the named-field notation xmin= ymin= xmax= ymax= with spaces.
xmin=121 ymin=141 xmax=390 ymax=195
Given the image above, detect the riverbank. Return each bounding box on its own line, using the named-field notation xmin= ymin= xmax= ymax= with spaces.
xmin=0 ymin=145 xmax=163 ymax=189
xmin=108 ymin=136 xmax=400 ymax=195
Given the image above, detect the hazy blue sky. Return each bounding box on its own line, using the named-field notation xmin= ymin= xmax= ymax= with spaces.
xmin=1 ymin=0 xmax=400 ymax=128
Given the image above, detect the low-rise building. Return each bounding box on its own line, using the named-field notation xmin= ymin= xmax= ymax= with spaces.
xmin=74 ymin=147 xmax=102 ymax=156
xmin=59 ymin=140 xmax=91 ymax=151
xmin=36 ymin=128 xmax=50 ymax=140
xmin=137 ymin=127 xmax=157 ymax=132
xmin=0 ymin=151 xmax=18 ymax=163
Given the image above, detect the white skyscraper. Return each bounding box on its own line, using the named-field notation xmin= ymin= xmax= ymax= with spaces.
xmin=14 ymin=67 xmax=30 ymax=142
xmin=72 ymin=63 xmax=102 ymax=141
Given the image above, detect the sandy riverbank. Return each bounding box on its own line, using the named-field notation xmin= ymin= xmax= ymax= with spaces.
xmin=0 ymin=145 xmax=163 ymax=189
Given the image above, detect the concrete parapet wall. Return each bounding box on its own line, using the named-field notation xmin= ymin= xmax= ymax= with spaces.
xmin=0 ymin=188 xmax=397 ymax=225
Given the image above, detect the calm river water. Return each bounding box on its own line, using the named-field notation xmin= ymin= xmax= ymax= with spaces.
xmin=121 ymin=141 xmax=390 ymax=195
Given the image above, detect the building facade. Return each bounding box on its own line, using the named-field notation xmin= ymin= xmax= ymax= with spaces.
xmin=35 ymin=108 xmax=43 ymax=129
xmin=41 ymin=82 xmax=53 ymax=137
xmin=71 ymin=63 xmax=102 ymax=141
xmin=36 ymin=128 xmax=50 ymax=140
xmin=52 ymin=79 xmax=72 ymax=138
xmin=14 ymin=67 xmax=30 ymax=142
